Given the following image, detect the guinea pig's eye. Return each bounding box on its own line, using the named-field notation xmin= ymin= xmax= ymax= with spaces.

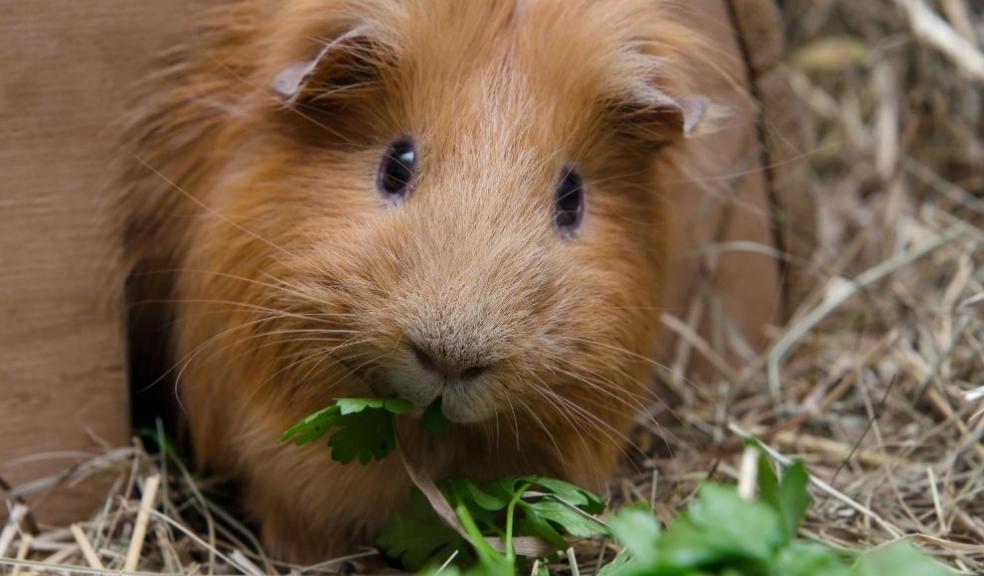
xmin=554 ymin=167 xmax=584 ymax=235
xmin=378 ymin=139 xmax=417 ymax=200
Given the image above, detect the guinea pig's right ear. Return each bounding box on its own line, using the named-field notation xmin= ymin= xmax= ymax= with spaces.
xmin=272 ymin=26 xmax=387 ymax=109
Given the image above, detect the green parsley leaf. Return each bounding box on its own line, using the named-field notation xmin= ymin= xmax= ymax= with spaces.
xmin=422 ymin=397 xmax=453 ymax=436
xmin=380 ymin=476 xmax=607 ymax=572
xmin=494 ymin=476 xmax=607 ymax=545
xmin=335 ymin=397 xmax=413 ymax=415
xmin=775 ymin=542 xmax=853 ymax=576
xmin=608 ymin=507 xmax=661 ymax=566
xmin=779 ymin=461 xmax=812 ymax=540
xmin=327 ymin=407 xmax=394 ymax=464
xmin=757 ymin=451 xmax=782 ymax=512
xmin=279 ymin=405 xmax=343 ymax=445
xmin=378 ymin=490 xmax=470 ymax=571
xmin=280 ymin=397 xmax=413 ymax=463
xmin=855 ymin=542 xmax=953 ymax=576
xmin=654 ymin=483 xmax=782 ymax=570
xmin=445 ymin=477 xmax=510 ymax=512
xmin=594 ymin=550 xmax=636 ymax=576
xmin=759 ymin=456 xmax=812 ymax=543
xmin=518 ymin=500 xmax=606 ymax=539
xmin=526 ymin=477 xmax=605 ymax=514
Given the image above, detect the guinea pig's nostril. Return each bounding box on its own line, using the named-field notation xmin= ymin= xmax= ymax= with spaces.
xmin=409 ymin=340 xmax=490 ymax=382
xmin=459 ymin=364 xmax=489 ymax=381
xmin=410 ymin=342 xmax=437 ymax=372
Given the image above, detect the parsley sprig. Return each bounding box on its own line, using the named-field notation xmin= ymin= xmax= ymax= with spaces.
xmin=281 ymin=401 xmax=953 ymax=576
xmin=599 ymin=457 xmax=951 ymax=576
xmin=379 ymin=476 xmax=607 ymax=571
xmin=279 ymin=397 xmax=414 ymax=464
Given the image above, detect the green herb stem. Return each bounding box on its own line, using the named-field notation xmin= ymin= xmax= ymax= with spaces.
xmin=504 ymin=482 xmax=532 ymax=563
xmin=455 ymin=503 xmax=504 ymax=566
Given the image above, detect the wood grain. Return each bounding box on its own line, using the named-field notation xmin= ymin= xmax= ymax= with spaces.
xmin=660 ymin=0 xmax=794 ymax=369
xmin=0 ymin=0 xmax=220 ymax=524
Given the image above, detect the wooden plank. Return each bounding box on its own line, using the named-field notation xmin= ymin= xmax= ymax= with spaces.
xmin=726 ymin=0 xmax=819 ymax=313
xmin=660 ymin=0 xmax=788 ymax=369
xmin=0 ymin=0 xmax=218 ymax=524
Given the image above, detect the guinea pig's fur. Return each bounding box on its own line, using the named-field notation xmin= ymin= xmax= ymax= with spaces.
xmin=119 ymin=0 xmax=706 ymax=562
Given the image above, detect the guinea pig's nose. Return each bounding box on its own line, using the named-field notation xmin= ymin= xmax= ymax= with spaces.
xmin=409 ymin=341 xmax=490 ymax=382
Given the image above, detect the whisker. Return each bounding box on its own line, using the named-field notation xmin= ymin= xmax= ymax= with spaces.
xmin=546 ymin=364 xmax=651 ymax=416
xmin=514 ymin=396 xmax=564 ymax=461
xmin=500 ymin=389 xmax=522 ymax=452
xmin=527 ymin=381 xmax=596 ymax=458
xmin=133 ymin=155 xmax=302 ymax=260
xmin=243 ymin=338 xmax=372 ymax=401
xmin=130 ymin=298 xmax=340 ymax=325
xmin=533 ymin=382 xmax=644 ymax=460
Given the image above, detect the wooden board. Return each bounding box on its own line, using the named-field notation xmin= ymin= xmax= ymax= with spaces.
xmin=0 ymin=0 xmax=221 ymax=524
xmin=660 ymin=0 xmax=815 ymax=376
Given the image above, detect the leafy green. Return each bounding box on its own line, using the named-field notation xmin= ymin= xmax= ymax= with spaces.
xmin=279 ymin=405 xmax=340 ymax=446
xmin=775 ymin=542 xmax=854 ymax=576
xmin=415 ymin=503 xmax=515 ymax=576
xmin=336 ymin=396 xmax=414 ymax=415
xmin=592 ymin=454 xmax=953 ymax=576
xmin=595 ymin=550 xmax=636 ymax=576
xmin=378 ymin=476 xmax=607 ymax=571
xmin=518 ymin=500 xmax=605 ymax=539
xmin=377 ymin=489 xmax=470 ymax=571
xmin=528 ymin=477 xmax=606 ymax=513
xmin=279 ymin=397 xmax=412 ymax=464
xmin=135 ymin=427 xmax=180 ymax=457
xmin=281 ymin=407 xmax=954 ymax=576
xmin=608 ymin=506 xmax=661 ymax=566
xmin=464 ymin=479 xmax=511 ymax=511
xmin=854 ymin=542 xmax=952 ymax=576
xmin=422 ymin=397 xmax=453 ymax=436
xmin=758 ymin=457 xmax=812 ymax=544
xmin=326 ymin=408 xmax=395 ymax=464
xmin=644 ymin=483 xmax=782 ymax=573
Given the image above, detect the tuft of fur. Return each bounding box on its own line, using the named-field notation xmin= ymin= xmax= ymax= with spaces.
xmin=118 ymin=0 xmax=704 ymax=562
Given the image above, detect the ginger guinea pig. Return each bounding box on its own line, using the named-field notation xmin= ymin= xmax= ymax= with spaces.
xmin=119 ymin=0 xmax=706 ymax=563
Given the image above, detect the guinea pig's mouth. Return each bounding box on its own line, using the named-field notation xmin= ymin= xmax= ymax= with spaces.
xmin=333 ymin=356 xmax=496 ymax=423
xmin=334 ymin=356 xmax=430 ymax=417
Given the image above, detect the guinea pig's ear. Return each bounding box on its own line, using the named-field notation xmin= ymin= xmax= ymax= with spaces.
xmin=272 ymin=26 xmax=386 ymax=108
xmin=616 ymin=85 xmax=710 ymax=147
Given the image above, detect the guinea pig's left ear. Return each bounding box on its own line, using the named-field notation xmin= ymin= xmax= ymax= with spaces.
xmin=272 ymin=26 xmax=385 ymax=107
xmin=617 ymin=86 xmax=710 ymax=145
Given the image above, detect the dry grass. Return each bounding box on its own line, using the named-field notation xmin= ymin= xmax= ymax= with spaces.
xmin=621 ymin=0 xmax=983 ymax=573
xmin=1 ymin=0 xmax=981 ymax=574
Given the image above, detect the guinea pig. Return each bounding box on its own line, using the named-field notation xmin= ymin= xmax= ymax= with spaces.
xmin=118 ymin=0 xmax=707 ymax=563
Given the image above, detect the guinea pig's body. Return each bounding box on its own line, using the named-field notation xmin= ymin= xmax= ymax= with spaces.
xmin=119 ymin=0 xmax=705 ymax=562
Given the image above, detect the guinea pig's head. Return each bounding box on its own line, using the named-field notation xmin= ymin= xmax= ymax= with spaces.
xmin=209 ymin=0 xmax=706 ymax=429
